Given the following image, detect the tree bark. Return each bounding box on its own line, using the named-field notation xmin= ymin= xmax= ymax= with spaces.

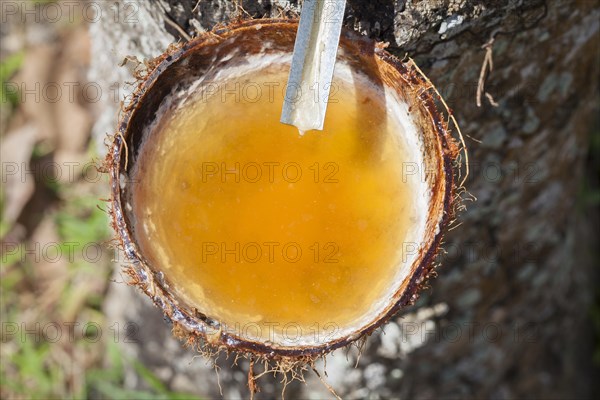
xmin=94 ymin=1 xmax=600 ymax=398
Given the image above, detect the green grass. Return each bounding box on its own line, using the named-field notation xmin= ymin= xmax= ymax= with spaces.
xmin=55 ymin=194 xmax=112 ymax=249
xmin=1 ymin=148 xmax=203 ymax=399
xmin=5 ymin=339 xmax=65 ymax=398
xmin=0 ymin=51 xmax=24 ymax=107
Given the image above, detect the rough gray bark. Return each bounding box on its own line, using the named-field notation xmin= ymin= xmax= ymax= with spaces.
xmin=94 ymin=1 xmax=600 ymax=398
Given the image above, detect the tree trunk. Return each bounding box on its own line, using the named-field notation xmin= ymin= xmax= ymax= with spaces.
xmin=94 ymin=1 xmax=600 ymax=398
